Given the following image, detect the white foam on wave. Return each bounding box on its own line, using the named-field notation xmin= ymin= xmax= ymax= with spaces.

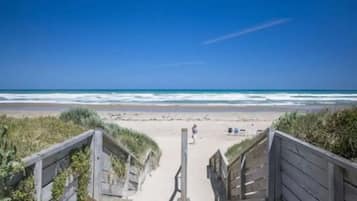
xmin=0 ymin=92 xmax=357 ymax=105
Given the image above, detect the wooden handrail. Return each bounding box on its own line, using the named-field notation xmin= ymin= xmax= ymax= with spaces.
xmin=275 ymin=130 xmax=357 ymax=171
xmin=228 ymin=129 xmax=268 ymax=170
xmin=22 ymin=130 xmax=94 ymax=166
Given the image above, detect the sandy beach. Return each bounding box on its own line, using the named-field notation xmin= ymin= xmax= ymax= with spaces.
xmin=0 ymin=104 xmax=287 ymax=201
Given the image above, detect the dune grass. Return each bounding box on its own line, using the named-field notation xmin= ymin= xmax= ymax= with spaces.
xmin=59 ymin=108 xmax=161 ymax=164
xmin=225 ymin=137 xmax=256 ymax=162
xmin=104 ymin=123 xmax=161 ymax=163
xmin=0 ymin=115 xmax=85 ymax=158
xmin=225 ymin=107 xmax=357 ymax=163
xmin=273 ymin=107 xmax=357 ymax=161
xmin=0 ymin=107 xmax=161 ymax=164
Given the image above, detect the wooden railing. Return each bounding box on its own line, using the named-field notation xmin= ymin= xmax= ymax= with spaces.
xmin=270 ymin=130 xmax=357 ymax=201
xmin=208 ymin=129 xmax=357 ymax=201
xmin=18 ymin=129 xmax=156 ymax=201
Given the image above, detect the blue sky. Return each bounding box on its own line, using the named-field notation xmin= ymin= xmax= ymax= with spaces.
xmin=0 ymin=0 xmax=357 ymax=89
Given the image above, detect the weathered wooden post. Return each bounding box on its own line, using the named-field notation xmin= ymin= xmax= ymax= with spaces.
xmin=90 ymin=129 xmax=103 ymax=201
xmin=328 ymin=162 xmax=344 ymax=201
xmin=179 ymin=128 xmax=190 ymax=201
xmin=268 ymin=128 xmax=281 ymax=201
xmin=34 ymin=159 xmax=42 ymax=201
xmin=122 ymin=154 xmax=132 ymax=197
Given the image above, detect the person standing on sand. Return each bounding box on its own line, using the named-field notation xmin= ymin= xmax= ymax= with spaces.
xmin=192 ymin=124 xmax=198 ymax=144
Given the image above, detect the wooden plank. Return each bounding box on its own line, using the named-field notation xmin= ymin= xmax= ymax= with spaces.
xmin=122 ymin=155 xmax=132 ymax=196
xmin=41 ymin=137 xmax=91 ymax=169
xmin=229 ymin=130 xmax=268 ymax=167
xmin=242 ymin=198 xmax=265 ymax=201
xmin=92 ymin=130 xmax=103 ymax=201
xmin=41 ymin=182 xmax=52 ymax=201
xmin=281 ymin=172 xmax=318 ymax=201
xmin=42 ymin=156 xmax=70 ymax=186
xmin=281 ymin=144 xmax=328 ymax=187
xmin=328 ymin=162 xmax=344 ymax=201
xmin=22 ymin=130 xmax=94 ymax=166
xmin=245 ymin=178 xmax=267 ymax=193
xmin=180 ymin=128 xmax=189 ymax=201
xmin=245 ymin=165 xmax=267 ymax=183
xmin=230 ymin=194 xmax=240 ymax=201
xmin=240 ymin=155 xmax=246 ymax=199
xmin=344 ymin=181 xmax=357 ymax=201
xmin=275 ymin=131 xmax=357 ymax=172
xmin=244 ymin=139 xmax=268 ymax=170
xmin=268 ymin=129 xmax=281 ymax=201
xmin=281 ymin=158 xmax=328 ymax=201
xmin=344 ymin=169 xmax=357 ymax=186
xmin=34 ymin=160 xmax=42 ymax=201
xmin=230 ymin=185 xmax=241 ymax=197
xmin=230 ymin=176 xmax=241 ymax=189
xmin=245 ymin=190 xmax=266 ymax=200
xmin=281 ymin=184 xmax=300 ymax=201
xmin=281 ymin=138 xmax=327 ymax=171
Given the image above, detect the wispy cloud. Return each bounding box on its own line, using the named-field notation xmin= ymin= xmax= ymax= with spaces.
xmin=159 ymin=61 xmax=205 ymax=67
xmin=202 ymin=18 xmax=291 ymax=45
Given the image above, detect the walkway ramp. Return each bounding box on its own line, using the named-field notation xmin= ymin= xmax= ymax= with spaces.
xmin=207 ymin=129 xmax=357 ymax=201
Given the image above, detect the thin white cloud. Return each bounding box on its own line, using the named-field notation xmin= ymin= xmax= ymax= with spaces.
xmin=202 ymin=18 xmax=291 ymax=45
xmin=160 ymin=61 xmax=205 ymax=67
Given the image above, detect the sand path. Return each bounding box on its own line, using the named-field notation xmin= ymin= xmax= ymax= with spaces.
xmin=109 ymin=112 xmax=278 ymax=201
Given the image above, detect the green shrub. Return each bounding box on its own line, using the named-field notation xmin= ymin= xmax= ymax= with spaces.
xmin=10 ymin=175 xmax=35 ymax=201
xmin=59 ymin=108 xmax=104 ymax=129
xmin=51 ymin=147 xmax=90 ymax=201
xmin=274 ymin=107 xmax=357 ymax=161
xmin=70 ymin=147 xmax=90 ymax=201
xmin=0 ymin=126 xmax=25 ymax=200
xmin=51 ymin=170 xmax=68 ymax=201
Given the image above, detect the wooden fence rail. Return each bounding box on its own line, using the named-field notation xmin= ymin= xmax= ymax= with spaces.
xmin=18 ymin=129 xmax=155 ymax=201
xmin=208 ymin=129 xmax=357 ymax=201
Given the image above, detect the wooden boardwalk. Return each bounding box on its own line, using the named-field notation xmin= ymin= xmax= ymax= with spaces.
xmin=18 ymin=130 xmax=154 ymax=201
xmin=208 ymin=129 xmax=357 ymax=201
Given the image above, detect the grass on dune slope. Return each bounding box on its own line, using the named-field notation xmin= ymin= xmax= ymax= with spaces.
xmin=274 ymin=107 xmax=357 ymax=161
xmin=0 ymin=107 xmax=161 ymax=164
xmin=225 ymin=107 xmax=357 ymax=163
xmin=60 ymin=108 xmax=161 ymax=163
xmin=0 ymin=115 xmax=85 ymax=158
xmin=225 ymin=137 xmax=256 ymax=163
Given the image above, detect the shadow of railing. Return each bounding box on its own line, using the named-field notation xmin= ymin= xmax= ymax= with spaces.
xmin=169 ymin=166 xmax=182 ymax=201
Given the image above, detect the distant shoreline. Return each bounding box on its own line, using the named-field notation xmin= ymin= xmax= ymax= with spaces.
xmin=0 ymin=102 xmax=354 ymax=113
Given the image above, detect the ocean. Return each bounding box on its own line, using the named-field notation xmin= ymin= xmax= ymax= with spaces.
xmin=0 ymin=89 xmax=357 ymax=106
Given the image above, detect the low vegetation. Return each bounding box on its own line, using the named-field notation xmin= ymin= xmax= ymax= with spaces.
xmin=225 ymin=107 xmax=357 ymax=163
xmin=60 ymin=108 xmax=161 ymax=164
xmin=0 ymin=116 xmax=85 ymax=158
xmin=274 ymin=107 xmax=357 ymax=161
xmin=225 ymin=138 xmax=256 ymax=162
xmin=0 ymin=126 xmax=33 ymax=201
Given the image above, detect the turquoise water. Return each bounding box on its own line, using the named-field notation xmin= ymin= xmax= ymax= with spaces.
xmin=0 ymin=89 xmax=357 ymax=106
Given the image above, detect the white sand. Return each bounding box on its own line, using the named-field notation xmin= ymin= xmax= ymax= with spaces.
xmin=103 ymin=112 xmax=281 ymax=201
